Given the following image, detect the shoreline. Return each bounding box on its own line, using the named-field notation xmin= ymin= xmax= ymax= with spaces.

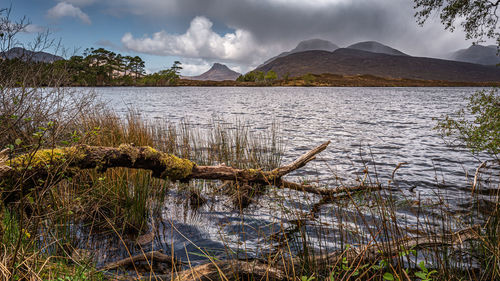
xmin=64 ymin=74 xmax=500 ymax=88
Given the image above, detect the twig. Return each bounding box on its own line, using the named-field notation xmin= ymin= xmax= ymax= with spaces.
xmin=100 ymin=250 xmax=181 ymax=271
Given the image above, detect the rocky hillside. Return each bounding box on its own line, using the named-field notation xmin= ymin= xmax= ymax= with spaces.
xmin=183 ymin=63 xmax=241 ymax=81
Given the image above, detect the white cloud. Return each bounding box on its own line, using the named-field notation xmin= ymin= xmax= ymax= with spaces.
xmin=121 ymin=16 xmax=278 ymax=65
xmin=47 ymin=2 xmax=91 ymax=25
xmin=23 ymin=24 xmax=47 ymax=33
xmin=57 ymin=0 xmax=97 ymax=6
xmin=180 ymin=61 xmax=212 ymax=76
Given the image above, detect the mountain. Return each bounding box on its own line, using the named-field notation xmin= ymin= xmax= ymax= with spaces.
xmin=347 ymin=41 xmax=408 ymax=56
xmin=182 ymin=63 xmax=241 ymax=81
xmin=261 ymin=39 xmax=338 ymax=66
xmin=255 ymin=48 xmax=500 ymax=82
xmin=450 ymin=45 xmax=499 ymax=65
xmin=0 ymin=47 xmax=63 ymax=63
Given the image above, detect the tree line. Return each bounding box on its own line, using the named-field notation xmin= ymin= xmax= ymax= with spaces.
xmin=0 ymin=47 xmax=183 ymax=86
xmin=236 ymin=70 xmax=278 ymax=83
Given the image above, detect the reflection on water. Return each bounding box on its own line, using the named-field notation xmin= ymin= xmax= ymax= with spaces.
xmin=86 ymin=87 xmax=494 ymax=266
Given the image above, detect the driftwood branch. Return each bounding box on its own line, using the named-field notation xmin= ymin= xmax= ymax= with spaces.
xmin=100 ymin=250 xmax=180 ymax=271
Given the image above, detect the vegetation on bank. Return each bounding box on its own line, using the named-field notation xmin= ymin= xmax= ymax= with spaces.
xmin=181 ymin=73 xmax=500 ymax=87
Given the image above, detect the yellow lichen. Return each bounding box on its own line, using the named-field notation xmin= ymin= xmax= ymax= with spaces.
xmin=160 ymin=154 xmax=195 ymax=181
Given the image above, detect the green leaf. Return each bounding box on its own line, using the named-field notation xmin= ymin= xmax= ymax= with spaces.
xmin=418 ymin=261 xmax=427 ymax=272
xmin=14 ymin=138 xmax=22 ymax=146
xmin=415 ymin=271 xmax=427 ymax=279
xmin=383 ymin=272 xmax=394 ymax=281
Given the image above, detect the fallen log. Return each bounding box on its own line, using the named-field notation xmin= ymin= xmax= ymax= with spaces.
xmin=0 ymin=142 xmax=332 ymax=197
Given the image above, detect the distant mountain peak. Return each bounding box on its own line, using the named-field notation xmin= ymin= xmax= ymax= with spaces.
xmin=450 ymin=44 xmax=500 ymax=65
xmin=183 ymin=63 xmax=241 ymax=81
xmin=347 ymin=41 xmax=408 ymax=56
xmin=291 ymin=39 xmax=339 ymax=52
xmin=260 ymin=38 xmax=338 ymax=66
xmin=211 ymin=63 xmax=230 ymax=70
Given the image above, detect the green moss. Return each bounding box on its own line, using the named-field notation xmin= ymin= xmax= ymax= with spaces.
xmin=247 ymin=168 xmax=279 ymax=181
xmin=160 ymin=154 xmax=195 ymax=181
xmin=8 ymin=147 xmax=85 ymax=171
xmin=118 ymin=144 xmax=139 ymax=164
xmin=247 ymin=168 xmax=262 ymax=177
xmin=267 ymin=170 xmax=279 ymax=181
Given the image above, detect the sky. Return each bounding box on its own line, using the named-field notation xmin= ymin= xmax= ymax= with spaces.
xmin=4 ymin=0 xmax=493 ymax=76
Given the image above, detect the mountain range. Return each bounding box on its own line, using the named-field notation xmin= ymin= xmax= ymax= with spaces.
xmin=254 ymin=39 xmax=500 ymax=82
xmin=1 ymin=47 xmax=63 ymax=63
xmin=182 ymin=63 xmax=241 ymax=81
xmin=255 ymin=48 xmax=500 ymax=82
xmin=4 ymin=41 xmax=500 ymax=83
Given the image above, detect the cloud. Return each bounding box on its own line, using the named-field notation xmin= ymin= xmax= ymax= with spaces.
xmin=96 ymin=39 xmax=121 ymax=49
xmin=179 ymin=60 xmax=212 ymax=76
xmin=57 ymin=0 xmax=97 ymax=6
xmin=47 ymin=2 xmax=91 ymax=25
xmin=122 ymin=16 xmax=280 ymax=65
xmin=23 ymin=24 xmax=47 ymax=33
xmin=108 ymin=0 xmax=473 ymax=58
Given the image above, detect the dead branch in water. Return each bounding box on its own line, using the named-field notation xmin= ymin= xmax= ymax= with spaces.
xmin=100 ymin=250 xmax=181 ymax=271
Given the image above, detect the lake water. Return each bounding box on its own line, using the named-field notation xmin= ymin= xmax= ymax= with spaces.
xmin=91 ymin=87 xmax=495 ymax=265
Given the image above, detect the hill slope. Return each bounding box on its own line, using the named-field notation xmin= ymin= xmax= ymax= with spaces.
xmin=255 ymin=48 xmax=500 ymax=82
xmin=450 ymin=45 xmax=499 ymax=65
xmin=183 ymin=63 xmax=241 ymax=81
xmin=1 ymin=47 xmax=63 ymax=63
xmin=347 ymin=41 xmax=408 ymax=56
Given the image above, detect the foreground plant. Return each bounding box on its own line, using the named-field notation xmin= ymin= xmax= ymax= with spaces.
xmin=435 ymin=89 xmax=499 ymax=159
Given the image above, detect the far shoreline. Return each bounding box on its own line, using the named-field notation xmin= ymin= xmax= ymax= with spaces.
xmin=178 ymin=73 xmax=500 ymax=87
xmin=65 ymin=73 xmax=500 ymax=88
